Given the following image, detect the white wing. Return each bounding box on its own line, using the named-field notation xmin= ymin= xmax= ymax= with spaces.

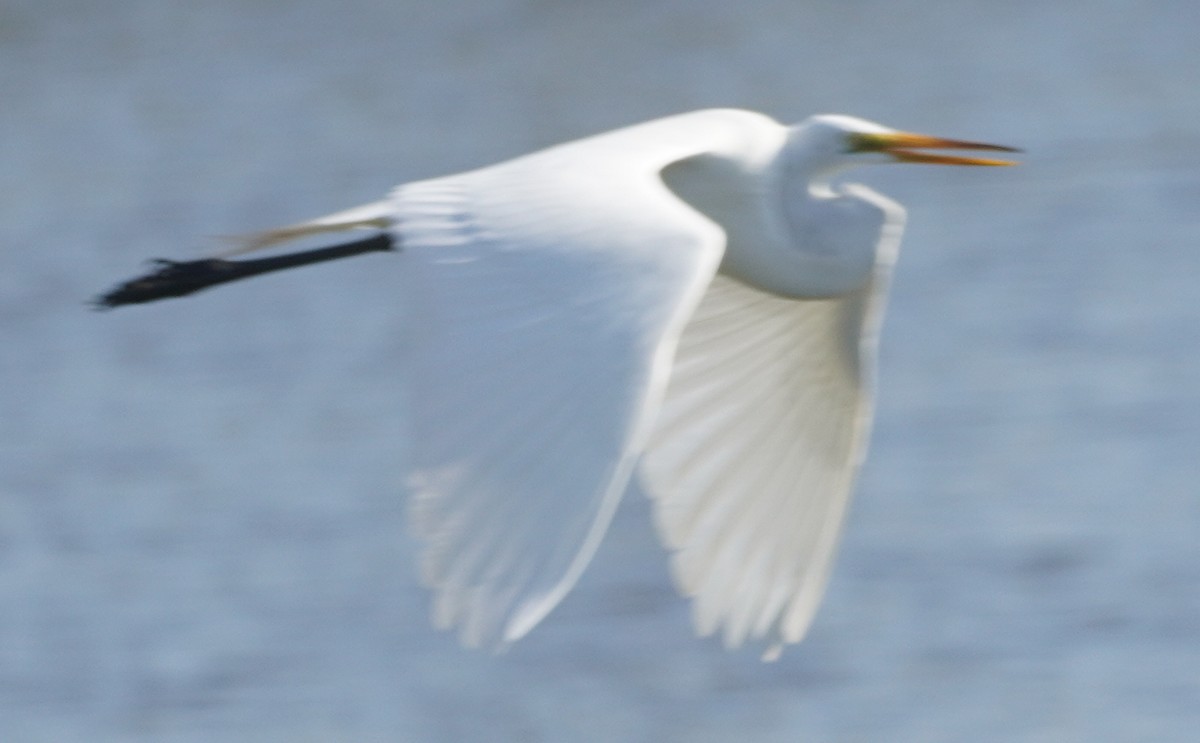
xmin=640 ymin=245 xmax=896 ymax=658
xmin=394 ymin=111 xmax=780 ymax=648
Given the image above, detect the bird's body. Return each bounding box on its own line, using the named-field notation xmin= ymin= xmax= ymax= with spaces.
xmin=100 ymin=109 xmax=1015 ymax=659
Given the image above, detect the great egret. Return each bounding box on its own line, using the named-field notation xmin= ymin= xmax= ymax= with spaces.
xmin=99 ymin=109 xmax=1017 ymax=659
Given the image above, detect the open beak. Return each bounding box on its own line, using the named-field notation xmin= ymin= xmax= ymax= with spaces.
xmin=855 ymin=132 xmax=1020 ymax=166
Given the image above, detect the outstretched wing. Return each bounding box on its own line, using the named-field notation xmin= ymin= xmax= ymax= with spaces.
xmin=396 ymin=111 xmax=782 ymax=648
xmin=640 ymin=251 xmax=896 ymax=658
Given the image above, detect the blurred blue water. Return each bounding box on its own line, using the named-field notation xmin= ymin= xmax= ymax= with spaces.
xmin=2 ymin=1 xmax=1198 ymax=740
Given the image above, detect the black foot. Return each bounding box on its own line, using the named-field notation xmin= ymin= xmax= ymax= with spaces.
xmin=93 ymin=258 xmax=239 ymax=309
xmin=93 ymin=232 xmax=395 ymax=310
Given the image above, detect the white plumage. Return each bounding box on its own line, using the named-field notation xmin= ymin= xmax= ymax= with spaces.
xmin=198 ymin=109 xmax=1016 ymax=658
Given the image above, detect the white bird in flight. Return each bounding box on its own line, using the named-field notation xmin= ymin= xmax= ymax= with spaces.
xmin=100 ymin=109 xmax=1017 ymax=659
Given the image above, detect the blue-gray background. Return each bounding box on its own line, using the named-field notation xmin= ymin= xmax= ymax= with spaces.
xmin=3 ymin=1 xmax=1198 ymax=740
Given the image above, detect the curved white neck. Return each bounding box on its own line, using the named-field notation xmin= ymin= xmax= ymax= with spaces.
xmin=663 ymin=137 xmax=901 ymax=299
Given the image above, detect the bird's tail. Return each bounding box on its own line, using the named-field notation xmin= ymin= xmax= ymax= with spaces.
xmin=218 ymin=199 xmax=394 ymax=256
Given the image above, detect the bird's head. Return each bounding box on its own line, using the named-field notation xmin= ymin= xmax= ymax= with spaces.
xmin=790 ymin=114 xmax=1019 ymax=175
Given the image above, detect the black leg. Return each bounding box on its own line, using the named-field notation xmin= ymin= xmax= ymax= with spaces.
xmin=95 ymin=233 xmax=395 ymax=309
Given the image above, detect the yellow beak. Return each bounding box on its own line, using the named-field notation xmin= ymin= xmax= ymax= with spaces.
xmin=854 ymin=131 xmax=1020 ymax=166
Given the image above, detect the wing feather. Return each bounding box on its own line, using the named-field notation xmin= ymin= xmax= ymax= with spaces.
xmin=394 ymin=111 xmax=790 ymax=648
xmin=640 ymin=258 xmax=894 ymax=658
